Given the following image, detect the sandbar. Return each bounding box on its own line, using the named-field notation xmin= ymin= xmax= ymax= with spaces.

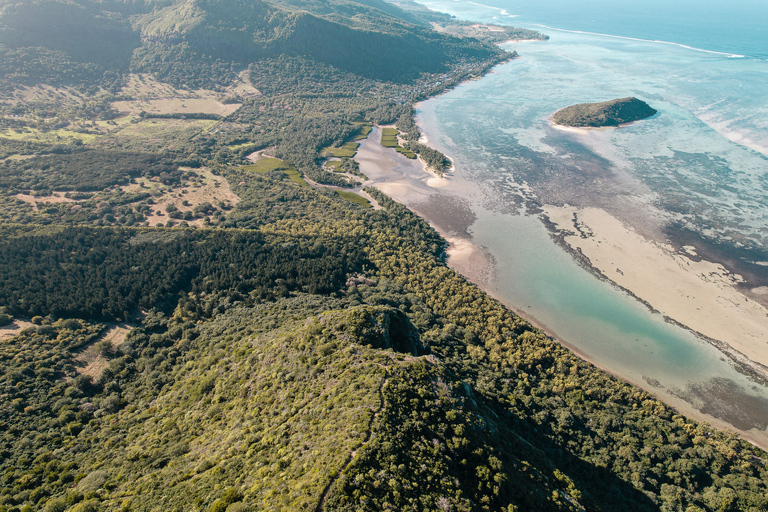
xmin=544 ymin=204 xmax=768 ymax=372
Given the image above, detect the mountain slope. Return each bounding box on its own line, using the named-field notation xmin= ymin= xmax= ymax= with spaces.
xmin=0 ymin=0 xmax=506 ymax=88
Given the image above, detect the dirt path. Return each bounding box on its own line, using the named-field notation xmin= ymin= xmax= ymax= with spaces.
xmin=315 ymin=368 xmax=390 ymax=511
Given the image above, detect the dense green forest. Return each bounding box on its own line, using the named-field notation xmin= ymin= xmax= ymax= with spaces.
xmin=0 ymin=0 xmax=766 ymax=511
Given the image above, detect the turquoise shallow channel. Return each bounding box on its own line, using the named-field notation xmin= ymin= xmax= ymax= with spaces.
xmin=406 ymin=0 xmax=768 ymax=446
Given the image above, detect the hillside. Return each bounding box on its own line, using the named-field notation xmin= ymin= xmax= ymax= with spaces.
xmin=552 ymin=97 xmax=657 ymax=127
xmin=0 ymin=1 xmax=766 ymax=511
xmin=0 ymin=0 xmax=507 ymax=88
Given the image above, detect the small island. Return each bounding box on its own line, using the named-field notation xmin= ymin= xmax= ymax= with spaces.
xmin=552 ymin=97 xmax=657 ymax=127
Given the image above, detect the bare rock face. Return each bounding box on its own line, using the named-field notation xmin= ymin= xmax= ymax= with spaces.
xmin=317 ymin=305 xmax=428 ymax=356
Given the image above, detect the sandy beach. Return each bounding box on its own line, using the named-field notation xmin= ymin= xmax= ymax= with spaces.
xmin=354 ymin=125 xmax=768 ymax=448
xmin=543 ymin=205 xmax=768 ymax=372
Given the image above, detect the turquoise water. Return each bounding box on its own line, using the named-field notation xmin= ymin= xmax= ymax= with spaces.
xmin=420 ymin=0 xmax=768 ymax=58
xmin=410 ymin=0 xmax=768 ymax=443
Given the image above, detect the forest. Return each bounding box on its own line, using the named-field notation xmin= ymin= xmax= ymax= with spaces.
xmin=0 ymin=0 xmax=765 ymax=511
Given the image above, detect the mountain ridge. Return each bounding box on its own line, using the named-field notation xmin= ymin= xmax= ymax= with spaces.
xmin=0 ymin=2 xmax=766 ymax=511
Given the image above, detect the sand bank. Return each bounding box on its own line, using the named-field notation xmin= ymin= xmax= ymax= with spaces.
xmin=544 ymin=204 xmax=768 ymax=371
xmin=356 ymin=131 xmax=768 ymax=448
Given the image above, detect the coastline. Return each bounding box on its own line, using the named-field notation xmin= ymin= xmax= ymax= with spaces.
xmin=355 ymin=119 xmax=768 ymax=449
xmin=351 ymin=7 xmax=768 ymax=447
xmin=444 ymin=222 xmax=768 ymax=449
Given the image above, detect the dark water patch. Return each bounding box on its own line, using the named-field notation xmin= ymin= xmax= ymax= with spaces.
xmin=673 ymin=377 xmax=768 ymax=431
xmin=672 ymin=150 xmax=734 ymax=180
xmin=412 ymin=194 xmax=477 ymax=237
xmin=643 ymin=376 xmax=665 ymax=389
xmin=467 ymin=125 xmax=634 ymax=212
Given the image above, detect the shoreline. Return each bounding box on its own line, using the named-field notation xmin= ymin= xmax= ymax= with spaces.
xmin=542 ymin=210 xmax=768 ymax=388
xmin=404 ymin=183 xmax=768 ymax=449
xmin=355 ymin=120 xmax=768 ymax=449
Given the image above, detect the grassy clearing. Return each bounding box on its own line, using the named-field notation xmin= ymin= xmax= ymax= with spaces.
xmin=321 ymin=124 xmax=369 ymax=159
xmin=354 ymin=124 xmax=373 ymax=140
xmin=114 ymin=73 xmax=243 ymax=116
xmin=243 ymin=157 xmax=293 ymax=174
xmin=324 ymin=160 xmax=343 ymax=172
xmin=244 ymin=158 xmax=309 ymax=187
xmin=336 ymin=190 xmax=371 ymax=207
xmin=283 ymin=168 xmax=309 ymax=187
xmin=380 ymin=127 xmax=400 ymax=148
xmin=325 ymin=141 xmax=359 ymax=158
xmin=228 ymin=141 xmax=257 ymax=151
xmin=0 ymin=115 xmax=141 ymax=146
xmin=94 ymin=115 xmax=139 ymax=129
xmin=380 ymin=137 xmax=399 ymax=148
xmin=380 ymin=127 xmax=415 ymax=157
xmin=0 ymin=127 xmax=100 ymax=144
xmin=92 ymin=119 xmax=217 ymax=152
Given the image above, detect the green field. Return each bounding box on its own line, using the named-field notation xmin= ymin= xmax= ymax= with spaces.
xmin=325 ymin=141 xmax=360 ymax=158
xmin=379 ymin=127 xmax=415 ymax=157
xmin=283 ymin=168 xmax=310 ymax=187
xmin=243 ymin=158 xmax=309 ymax=187
xmin=336 ymin=190 xmax=371 ymax=207
xmin=0 ymin=127 xmax=99 ymax=144
xmin=380 ymin=138 xmax=398 ymax=148
xmin=324 ymin=160 xmax=344 ymax=172
xmin=396 ymin=147 xmax=417 ymax=159
xmin=380 ymin=127 xmax=400 ymax=148
xmin=228 ymin=141 xmax=257 ymax=151
xmin=354 ymin=124 xmax=372 ymax=140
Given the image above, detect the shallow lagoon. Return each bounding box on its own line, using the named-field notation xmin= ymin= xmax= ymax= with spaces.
xmin=387 ymin=0 xmax=768 ymax=446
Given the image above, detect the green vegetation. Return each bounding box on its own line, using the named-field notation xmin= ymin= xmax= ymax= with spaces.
xmin=324 ymin=159 xmax=343 ymax=171
xmin=324 ymin=141 xmax=360 ymax=158
xmin=0 ymin=150 xmax=183 ymax=192
xmin=336 ymin=190 xmax=371 ymax=207
xmin=354 ymin=124 xmax=373 ymax=140
xmin=552 ymin=97 xmax=658 ymax=127
xmin=243 ymin=157 xmax=295 ymax=175
xmin=0 ymin=225 xmax=364 ymax=320
xmin=381 ymin=127 xmax=399 ymax=137
xmin=282 ymin=167 xmax=310 ymax=187
xmin=380 ymin=127 xmax=399 ymax=145
xmin=243 ymin=157 xmax=309 ymax=187
xmin=381 ymin=125 xmax=442 ymax=166
xmin=0 ymin=1 xmax=765 ymax=511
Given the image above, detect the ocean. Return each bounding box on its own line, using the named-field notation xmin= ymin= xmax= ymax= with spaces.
xmin=406 ymin=0 xmax=768 ymax=444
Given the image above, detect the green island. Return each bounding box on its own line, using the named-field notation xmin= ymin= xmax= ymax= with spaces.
xmin=552 ymin=97 xmax=658 ymax=127
xmin=0 ymin=1 xmax=765 ymax=511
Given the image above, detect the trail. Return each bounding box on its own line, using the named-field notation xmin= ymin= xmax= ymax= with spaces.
xmin=315 ymin=367 xmax=390 ymax=511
